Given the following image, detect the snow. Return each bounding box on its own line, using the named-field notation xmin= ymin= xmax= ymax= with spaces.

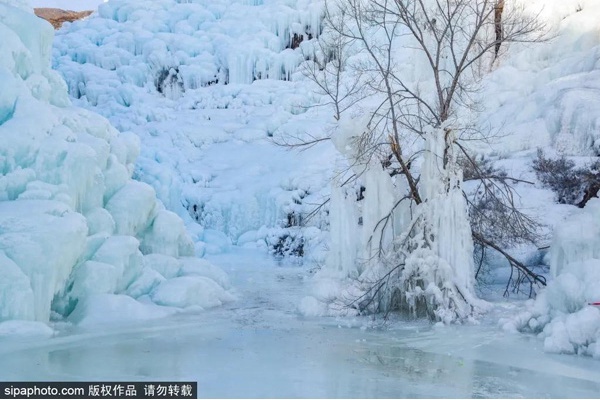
xmin=541 ymin=306 xmax=600 ymax=357
xmin=69 ymin=261 xmax=121 ymax=299
xmin=125 ymin=266 xmax=164 ymax=299
xmin=480 ymin=0 xmax=600 ymax=156
xmin=84 ymin=207 xmax=115 ymax=235
xmin=550 ymin=199 xmax=600 ymax=279
xmin=0 ymin=200 xmax=87 ymax=322
xmin=325 ymin=181 xmax=360 ymax=278
xmin=511 ymin=199 xmax=600 ymax=358
xmin=0 ymin=251 xmax=34 ymax=321
xmin=360 ymin=162 xmax=399 ymax=267
xmin=89 ymin=236 xmax=143 ymax=293
xmin=295 ymin=0 xmax=599 ymax=327
xmin=308 ymin=124 xmax=481 ymax=320
xmin=104 ymin=181 xmax=157 ymax=236
xmin=414 ymin=130 xmax=479 ymax=312
xmin=479 ymin=0 xmax=600 ymax=358
xmin=0 ymin=2 xmax=232 ymax=328
xmin=140 ymin=210 xmax=195 ymax=257
xmin=178 ymin=257 xmax=231 ymax=290
xmin=142 ymin=253 xmax=181 ymax=279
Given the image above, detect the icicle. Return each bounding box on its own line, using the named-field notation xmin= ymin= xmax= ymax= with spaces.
xmin=326 ymin=180 xmax=360 ymax=278
xmin=420 ymin=129 xmax=475 ymax=294
xmin=360 ymin=162 xmax=397 ymax=264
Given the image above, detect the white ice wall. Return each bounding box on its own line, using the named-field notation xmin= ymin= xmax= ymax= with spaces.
xmin=50 ymin=0 xmax=335 ymax=253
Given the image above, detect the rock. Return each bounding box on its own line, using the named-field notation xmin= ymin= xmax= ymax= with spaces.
xmin=34 ymin=8 xmax=92 ymax=29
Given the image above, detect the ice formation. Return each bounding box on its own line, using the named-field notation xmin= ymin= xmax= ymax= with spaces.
xmin=392 ymin=130 xmax=480 ymax=322
xmin=0 ymin=2 xmax=232 ymax=327
xmin=57 ymin=0 xmax=323 ymax=89
xmin=509 ymin=199 xmax=600 ymax=358
xmin=305 ymin=118 xmax=481 ymax=321
xmin=325 ymin=181 xmax=360 ymax=278
xmin=308 ymin=0 xmax=599 ymax=324
xmin=51 ymin=0 xmax=334 ymax=256
xmin=479 ymin=0 xmax=600 ymax=156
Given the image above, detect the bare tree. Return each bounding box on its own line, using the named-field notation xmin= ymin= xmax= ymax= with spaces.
xmin=301 ymin=9 xmax=369 ymax=122
xmin=305 ymin=0 xmax=547 ymax=321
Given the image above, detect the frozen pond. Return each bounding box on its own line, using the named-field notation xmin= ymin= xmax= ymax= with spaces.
xmin=1 ymin=250 xmax=599 ymax=398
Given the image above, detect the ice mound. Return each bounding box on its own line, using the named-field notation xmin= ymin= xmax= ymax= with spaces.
xmin=0 ymin=320 xmax=54 ymax=337
xmin=150 ymin=276 xmax=235 ymax=310
xmin=510 ymin=199 xmax=600 ymax=358
xmin=68 ymin=294 xmax=177 ymax=327
xmin=0 ymin=2 xmax=232 ymax=327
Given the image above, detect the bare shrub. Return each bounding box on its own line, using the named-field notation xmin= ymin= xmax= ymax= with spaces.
xmin=533 ymin=150 xmax=600 ymax=208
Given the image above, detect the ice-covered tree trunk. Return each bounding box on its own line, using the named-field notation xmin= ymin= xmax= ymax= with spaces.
xmin=322 ymin=122 xmax=479 ymax=321
xmin=395 ymin=129 xmax=478 ymax=322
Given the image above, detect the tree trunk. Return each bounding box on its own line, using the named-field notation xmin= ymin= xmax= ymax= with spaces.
xmin=494 ymin=0 xmax=505 ymax=57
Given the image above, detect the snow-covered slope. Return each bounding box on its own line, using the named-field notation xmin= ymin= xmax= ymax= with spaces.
xmin=481 ymin=0 xmax=600 ymax=156
xmin=0 ymin=2 xmax=232 ymax=330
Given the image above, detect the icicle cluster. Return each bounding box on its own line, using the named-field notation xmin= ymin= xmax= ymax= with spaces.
xmin=55 ymin=0 xmax=324 ymax=95
xmin=306 ymin=123 xmax=481 ymax=322
xmin=392 ymin=130 xmax=478 ymax=322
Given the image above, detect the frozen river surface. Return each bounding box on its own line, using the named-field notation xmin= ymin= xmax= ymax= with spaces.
xmin=1 ymin=250 xmax=599 ymax=398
